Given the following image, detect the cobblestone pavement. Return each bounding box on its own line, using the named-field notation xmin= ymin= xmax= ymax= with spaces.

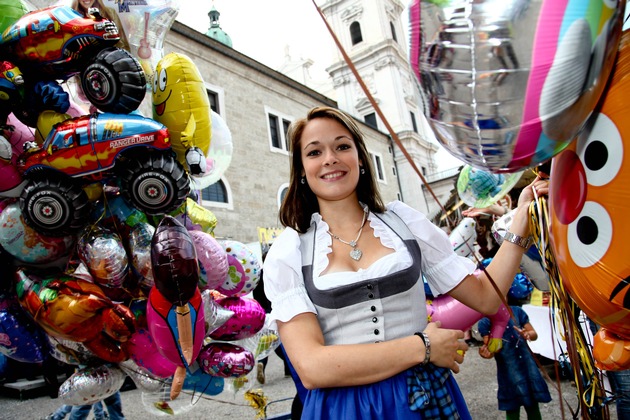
xmin=0 ymin=343 xmax=619 ymax=419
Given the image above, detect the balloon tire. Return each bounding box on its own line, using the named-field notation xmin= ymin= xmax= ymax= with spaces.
xmin=81 ymin=47 xmax=146 ymax=114
xmin=119 ymin=152 xmax=190 ymax=215
xmin=19 ymin=176 xmax=90 ymax=236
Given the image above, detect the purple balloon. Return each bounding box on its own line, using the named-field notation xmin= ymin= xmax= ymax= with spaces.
xmin=208 ymin=297 xmax=265 ymax=341
xmin=190 ymin=230 xmax=228 ymax=292
xmin=198 ymin=342 xmax=254 ymax=378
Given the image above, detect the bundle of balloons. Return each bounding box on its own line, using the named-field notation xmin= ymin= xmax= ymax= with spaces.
xmin=411 ymin=0 xmax=630 ymax=371
xmin=0 ymin=1 xmax=272 ymax=416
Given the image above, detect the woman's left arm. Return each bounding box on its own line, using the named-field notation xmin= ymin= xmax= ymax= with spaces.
xmin=449 ymin=177 xmax=549 ymax=314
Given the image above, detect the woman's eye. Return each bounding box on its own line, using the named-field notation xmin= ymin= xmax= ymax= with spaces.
xmin=338 ymin=144 xmax=351 ymax=151
xmin=306 ymin=150 xmax=320 ymax=157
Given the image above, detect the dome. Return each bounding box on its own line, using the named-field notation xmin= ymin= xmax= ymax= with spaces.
xmin=205 ymin=5 xmax=232 ymax=47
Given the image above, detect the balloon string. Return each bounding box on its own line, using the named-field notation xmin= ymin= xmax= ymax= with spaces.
xmin=310 ymin=0 xmax=455 ymax=229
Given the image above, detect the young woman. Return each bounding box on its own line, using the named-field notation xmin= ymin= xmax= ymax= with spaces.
xmin=263 ymin=106 xmax=548 ymax=419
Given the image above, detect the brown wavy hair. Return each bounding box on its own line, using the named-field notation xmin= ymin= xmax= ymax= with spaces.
xmin=279 ymin=106 xmax=385 ymax=233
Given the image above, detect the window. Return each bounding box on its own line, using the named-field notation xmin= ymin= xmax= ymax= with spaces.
xmin=410 ymin=112 xmax=418 ymax=133
xmin=205 ymin=83 xmax=225 ymax=115
xmin=390 ymin=22 xmax=397 ymax=43
xmin=200 ymin=178 xmax=233 ymax=210
xmin=350 ymin=21 xmax=363 ymax=45
xmin=277 ymin=183 xmax=289 ymax=209
xmin=207 ymin=90 xmax=219 ymax=113
xmin=266 ymin=108 xmax=292 ymax=153
xmin=364 ymin=112 xmax=377 ymax=129
xmin=392 ymin=166 xmax=397 ymax=176
xmin=422 ymin=166 xmax=427 ymax=176
xmin=370 ymin=152 xmax=385 ymax=182
xmin=201 ymin=180 xmax=227 ymax=203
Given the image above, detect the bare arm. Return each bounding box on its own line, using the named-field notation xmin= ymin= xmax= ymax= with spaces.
xmin=449 ymin=178 xmax=549 ymax=315
xmin=279 ymin=313 xmax=468 ymax=390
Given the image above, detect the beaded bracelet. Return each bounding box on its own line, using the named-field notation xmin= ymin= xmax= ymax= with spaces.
xmin=414 ymin=331 xmax=431 ymax=365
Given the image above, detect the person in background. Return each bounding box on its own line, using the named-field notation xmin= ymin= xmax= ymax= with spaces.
xmin=478 ymin=302 xmax=552 ymax=420
xmin=252 ymin=250 xmax=291 ymax=384
xmin=263 ymin=106 xmax=549 ymax=418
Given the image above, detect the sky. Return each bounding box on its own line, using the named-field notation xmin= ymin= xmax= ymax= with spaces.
xmin=175 ymin=1 xmax=463 ymax=171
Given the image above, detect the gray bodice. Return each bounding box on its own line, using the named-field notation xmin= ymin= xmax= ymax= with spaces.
xmin=300 ymin=210 xmax=427 ymax=345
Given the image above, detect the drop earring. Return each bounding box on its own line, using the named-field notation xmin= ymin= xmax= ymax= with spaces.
xmin=360 ymin=168 xmax=365 ymax=175
xmin=301 ymin=177 xmax=306 ymax=184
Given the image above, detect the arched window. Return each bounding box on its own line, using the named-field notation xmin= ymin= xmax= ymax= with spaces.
xmin=202 ymin=180 xmax=228 ymax=203
xmin=350 ymin=21 xmax=363 ymax=45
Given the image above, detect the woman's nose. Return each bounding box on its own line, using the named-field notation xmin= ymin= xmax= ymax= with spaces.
xmin=323 ymin=150 xmax=338 ymax=166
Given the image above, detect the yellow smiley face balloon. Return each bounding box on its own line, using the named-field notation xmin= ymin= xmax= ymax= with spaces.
xmin=152 ymin=53 xmax=211 ymax=174
xmin=550 ymin=30 xmax=630 ymax=370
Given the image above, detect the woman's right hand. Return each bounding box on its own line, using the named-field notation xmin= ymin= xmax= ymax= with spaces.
xmin=423 ymin=321 xmax=468 ymax=373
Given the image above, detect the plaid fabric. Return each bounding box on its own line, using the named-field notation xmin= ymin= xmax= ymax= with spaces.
xmin=407 ymin=364 xmax=460 ymax=419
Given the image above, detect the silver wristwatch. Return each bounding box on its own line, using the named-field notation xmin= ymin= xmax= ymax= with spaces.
xmin=503 ymin=231 xmax=532 ymax=249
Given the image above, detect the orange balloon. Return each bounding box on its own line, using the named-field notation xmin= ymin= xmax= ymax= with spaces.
xmin=550 ymin=30 xmax=630 ymax=366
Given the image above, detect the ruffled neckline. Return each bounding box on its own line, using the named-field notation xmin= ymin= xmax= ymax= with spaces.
xmin=308 ymin=205 xmax=405 ymax=278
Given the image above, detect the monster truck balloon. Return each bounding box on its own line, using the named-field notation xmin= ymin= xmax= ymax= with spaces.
xmin=0 ymin=5 xmax=146 ymax=125
xmin=17 ymin=112 xmax=190 ymax=236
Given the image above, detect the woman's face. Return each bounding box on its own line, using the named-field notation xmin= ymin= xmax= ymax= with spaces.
xmin=79 ymin=0 xmax=96 ymax=11
xmin=300 ymin=117 xmax=361 ymax=203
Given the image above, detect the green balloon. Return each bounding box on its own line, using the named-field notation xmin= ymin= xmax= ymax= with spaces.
xmin=0 ymin=0 xmax=31 ymax=35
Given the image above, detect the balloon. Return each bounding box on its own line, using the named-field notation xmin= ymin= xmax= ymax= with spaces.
xmin=191 ymin=230 xmax=229 ymax=291
xmin=47 ymin=336 xmax=99 ymax=366
xmin=128 ymin=222 xmax=155 ymax=291
xmin=151 ymin=52 xmax=211 ymax=175
xmin=492 ymin=208 xmax=550 ymax=291
xmin=209 ymin=296 xmax=266 ymax=342
xmin=77 ymin=226 xmax=129 ymax=289
xmin=0 ymin=135 xmax=26 ymax=198
xmin=92 ymin=195 xmax=149 ymax=236
xmin=191 ymin=110 xmax=233 ymax=189
xmin=164 ymin=197 xmax=218 ymax=234
xmin=146 ymin=287 xmax=205 ymax=366
xmin=549 ymin=29 xmax=630 ymax=369
xmin=457 ymin=165 xmax=523 ymax=208
xmin=124 ymin=327 xmax=177 ymax=379
xmin=15 ymin=269 xmax=135 ymax=363
xmin=201 ymin=289 xmax=234 ymax=335
xmin=234 ymin=319 xmax=280 ymax=361
xmin=0 ymin=0 xmax=31 ymax=34
xmin=0 ymin=200 xmax=74 ymax=264
xmin=4 ymin=112 xmax=34 ymax=157
xmin=119 ymin=358 xmax=165 ymax=392
xmin=508 ymin=273 xmax=533 ymax=300
xmin=592 ymin=329 xmax=630 ymax=371
xmin=59 ymin=364 xmax=126 ymax=405
xmin=198 ymin=342 xmax=255 ymax=378
xmin=151 ymin=216 xmax=199 ymax=305
xmin=35 ymin=109 xmax=72 ymax=144
xmin=448 ymin=217 xmax=476 ymax=257
xmin=140 ymin=379 xmax=197 ymax=417
xmin=217 ymin=240 xmax=261 ymax=297
xmin=426 ymin=294 xmax=510 ymax=353
xmin=410 ymin=0 xmax=625 ymax=172
xmin=182 ymin=361 xmax=224 ymax=396
xmin=0 ymin=298 xmax=49 ymax=363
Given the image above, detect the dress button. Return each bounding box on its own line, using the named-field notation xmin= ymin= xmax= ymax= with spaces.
xmin=372 ymin=317 xmax=377 ymax=323
xmin=367 ymin=284 xmax=373 ymax=290
xmin=374 ymin=329 xmax=380 ymax=335
xmin=370 ymin=306 xmax=376 ymax=312
xmin=368 ymin=293 xmax=374 ymax=299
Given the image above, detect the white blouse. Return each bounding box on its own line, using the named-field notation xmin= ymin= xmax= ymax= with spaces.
xmin=263 ymin=200 xmax=476 ymax=324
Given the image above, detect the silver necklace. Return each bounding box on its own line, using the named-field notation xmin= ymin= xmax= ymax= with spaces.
xmin=328 ymin=207 xmax=368 ymax=261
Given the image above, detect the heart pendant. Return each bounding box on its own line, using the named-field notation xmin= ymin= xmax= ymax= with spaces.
xmin=350 ymin=248 xmax=362 ymax=261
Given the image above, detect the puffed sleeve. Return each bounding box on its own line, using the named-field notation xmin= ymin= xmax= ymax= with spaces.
xmin=262 ymin=227 xmax=317 ymax=323
xmin=387 ymin=201 xmax=476 ymax=295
